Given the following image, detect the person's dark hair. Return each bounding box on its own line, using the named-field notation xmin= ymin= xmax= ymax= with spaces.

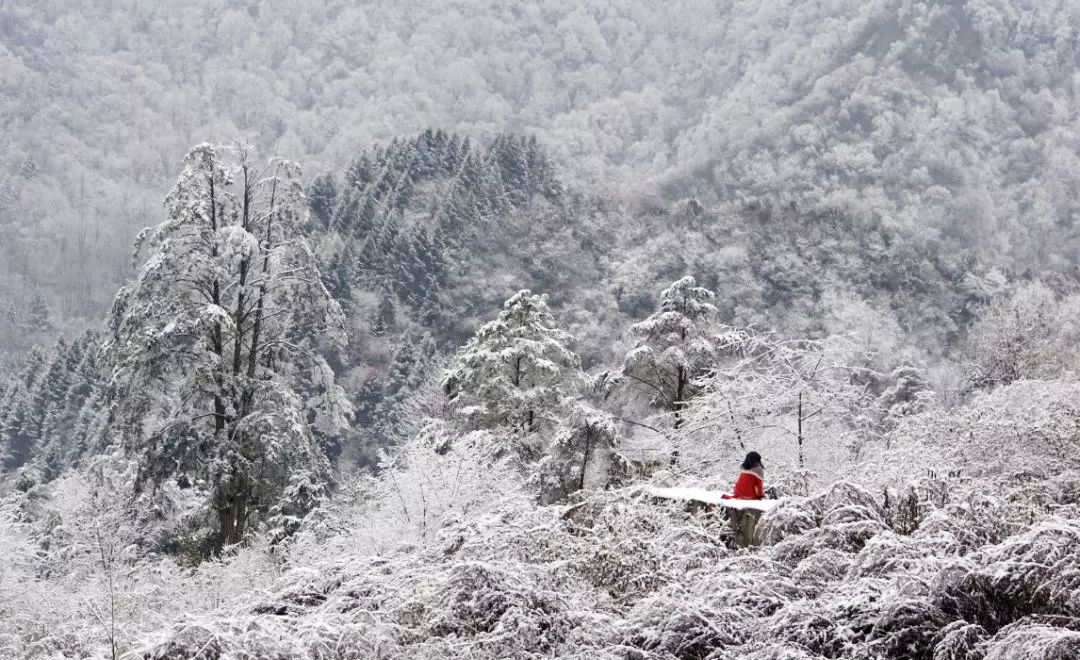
xmin=741 ymin=451 xmax=763 ymax=470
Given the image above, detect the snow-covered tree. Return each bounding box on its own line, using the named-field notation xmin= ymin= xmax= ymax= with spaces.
xmin=966 ymin=282 xmax=1070 ymax=389
xmin=306 ymin=173 xmax=337 ymax=230
xmin=0 ymin=348 xmax=47 ymax=471
xmin=442 ymin=290 xmax=582 ymax=458
xmin=618 ymin=276 xmax=721 ymax=464
xmin=535 ymin=401 xmax=623 ymax=504
xmin=27 ymin=292 xmax=51 ymax=333
xmin=878 ymin=364 xmax=933 ymax=429
xmin=103 ymin=142 xmax=350 ymax=549
xmin=679 ymin=327 xmax=873 ymax=472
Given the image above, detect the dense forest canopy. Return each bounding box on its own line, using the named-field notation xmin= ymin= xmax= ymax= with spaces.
xmin=3 ymin=1 xmax=1080 ymax=658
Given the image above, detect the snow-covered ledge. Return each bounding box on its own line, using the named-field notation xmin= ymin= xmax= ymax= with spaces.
xmin=647 ymin=486 xmax=780 ymax=511
xmin=646 ymin=486 xmax=779 ymax=547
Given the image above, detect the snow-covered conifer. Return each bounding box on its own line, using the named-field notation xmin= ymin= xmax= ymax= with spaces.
xmin=442 ymin=290 xmax=582 ymax=458
xmin=618 ymin=276 xmax=721 ymax=464
xmin=27 ymin=292 xmax=51 ymax=333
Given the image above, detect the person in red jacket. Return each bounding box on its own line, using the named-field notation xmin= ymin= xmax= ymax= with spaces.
xmin=730 ymin=451 xmax=766 ymax=500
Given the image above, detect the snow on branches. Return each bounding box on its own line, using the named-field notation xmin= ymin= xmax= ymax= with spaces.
xmin=102 ymin=142 xmax=350 ymax=550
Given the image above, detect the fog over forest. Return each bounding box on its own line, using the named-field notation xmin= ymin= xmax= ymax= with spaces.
xmin=3 ymin=1 xmax=1080 ymax=658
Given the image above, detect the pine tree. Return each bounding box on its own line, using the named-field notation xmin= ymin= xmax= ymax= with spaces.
xmin=25 ymin=338 xmax=74 ymax=445
xmin=308 ymin=173 xmax=338 ymax=230
xmin=489 ymin=135 xmax=530 ymax=206
xmin=620 ymin=276 xmax=721 ymax=465
xmin=27 ymin=292 xmax=51 ymax=332
xmin=35 ymin=331 xmax=103 ymax=478
xmin=103 ymin=142 xmax=351 ymax=549
xmin=0 ymin=348 xmax=46 ymax=470
xmin=376 ymin=328 xmax=438 ymax=438
xmin=0 ymin=381 xmax=19 ymax=469
xmin=442 ymin=290 xmax=582 ymax=459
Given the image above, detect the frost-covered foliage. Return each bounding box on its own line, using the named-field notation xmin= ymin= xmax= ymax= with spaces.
xmin=965 ymin=282 xmax=1080 ymax=388
xmin=857 ymin=379 xmax=1080 ymax=491
xmin=5 ymin=2 xmax=1080 ymax=656
xmin=5 ymin=377 xmax=1080 ymax=657
xmin=612 ymin=276 xmax=723 ymax=466
xmin=0 ymin=461 xmax=285 ymax=658
xmin=2 ymin=467 xmax=1058 ymax=660
xmin=676 ymin=327 xmax=873 ymax=476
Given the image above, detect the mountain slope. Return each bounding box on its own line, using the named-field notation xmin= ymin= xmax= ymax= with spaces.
xmin=3 ymin=0 xmax=1080 ymax=359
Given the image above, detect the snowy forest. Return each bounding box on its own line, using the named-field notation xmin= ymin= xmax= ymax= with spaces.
xmin=3 ymin=1 xmax=1080 ymax=658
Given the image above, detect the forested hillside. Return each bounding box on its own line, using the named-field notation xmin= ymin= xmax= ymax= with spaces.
xmin=3 ymin=0 xmax=1080 ymax=361
xmin=3 ymin=1 xmax=1080 ymax=658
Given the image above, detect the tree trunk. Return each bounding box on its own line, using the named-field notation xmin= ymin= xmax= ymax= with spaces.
xmin=579 ymin=424 xmax=593 ymax=493
xmin=670 ymin=366 xmax=687 ymax=466
xmin=243 ymin=177 xmax=279 ymax=415
xmin=216 ymin=476 xmax=249 ymax=548
xmin=797 ymin=390 xmax=804 ymax=468
xmin=207 ymin=166 xmax=227 ymax=436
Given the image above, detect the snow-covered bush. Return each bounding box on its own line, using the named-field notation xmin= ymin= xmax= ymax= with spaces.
xmin=983 ymin=621 xmax=1080 ymax=660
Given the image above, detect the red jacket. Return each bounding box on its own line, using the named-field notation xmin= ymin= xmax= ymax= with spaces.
xmin=730 ymin=469 xmax=765 ymax=500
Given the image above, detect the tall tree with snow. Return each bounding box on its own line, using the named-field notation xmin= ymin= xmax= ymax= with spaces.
xmin=103 ymin=143 xmax=350 ymax=549
xmin=618 ymin=276 xmax=721 ymax=465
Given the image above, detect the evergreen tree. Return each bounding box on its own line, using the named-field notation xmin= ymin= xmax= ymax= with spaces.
xmin=619 ymin=276 xmax=722 ymax=464
xmin=307 ymin=173 xmax=338 ymax=230
xmin=25 ymin=337 xmax=73 ymax=444
xmin=489 ymin=135 xmax=530 ymax=206
xmin=376 ymin=328 xmax=438 ymax=438
xmin=442 ymin=290 xmax=582 ymax=458
xmin=0 ymin=348 xmax=46 ymax=470
xmin=27 ymin=292 xmax=51 ymax=332
xmin=0 ymin=381 xmax=19 ymax=468
xmin=36 ymin=331 xmax=104 ymax=478
xmin=103 ymin=142 xmax=351 ymax=549
xmin=879 ymin=365 xmax=932 ymax=427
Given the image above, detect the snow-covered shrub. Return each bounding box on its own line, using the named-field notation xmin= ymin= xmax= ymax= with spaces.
xmin=806 ymin=481 xmax=883 ymax=520
xmin=868 ymin=598 xmax=951 ymax=659
xmin=357 ymin=423 xmax=527 ymax=548
xmin=821 ymin=503 xmax=883 ymax=526
xmin=757 ymin=498 xmax=818 ymax=546
xmin=848 ymin=531 xmax=944 ymax=580
xmin=771 ymin=520 xmax=888 ymax=567
xmin=757 ymin=598 xmax=859 ymax=658
xmin=915 ymin=494 xmax=1023 ymax=554
xmin=938 ymin=518 xmax=1080 ymax=630
xmin=761 ymin=481 xmax=887 ymax=566
xmin=791 ymin=548 xmax=852 ymax=588
xmin=621 ymin=588 xmax=749 ymax=657
xmin=983 ymin=621 xmax=1080 ymax=660
xmin=931 ymin=621 xmax=987 ymax=660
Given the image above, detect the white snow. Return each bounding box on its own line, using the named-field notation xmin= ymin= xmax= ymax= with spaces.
xmin=646 ymin=486 xmax=781 ymax=511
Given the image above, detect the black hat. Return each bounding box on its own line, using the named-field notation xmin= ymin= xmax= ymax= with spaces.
xmin=741 ymin=451 xmax=763 ymax=470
